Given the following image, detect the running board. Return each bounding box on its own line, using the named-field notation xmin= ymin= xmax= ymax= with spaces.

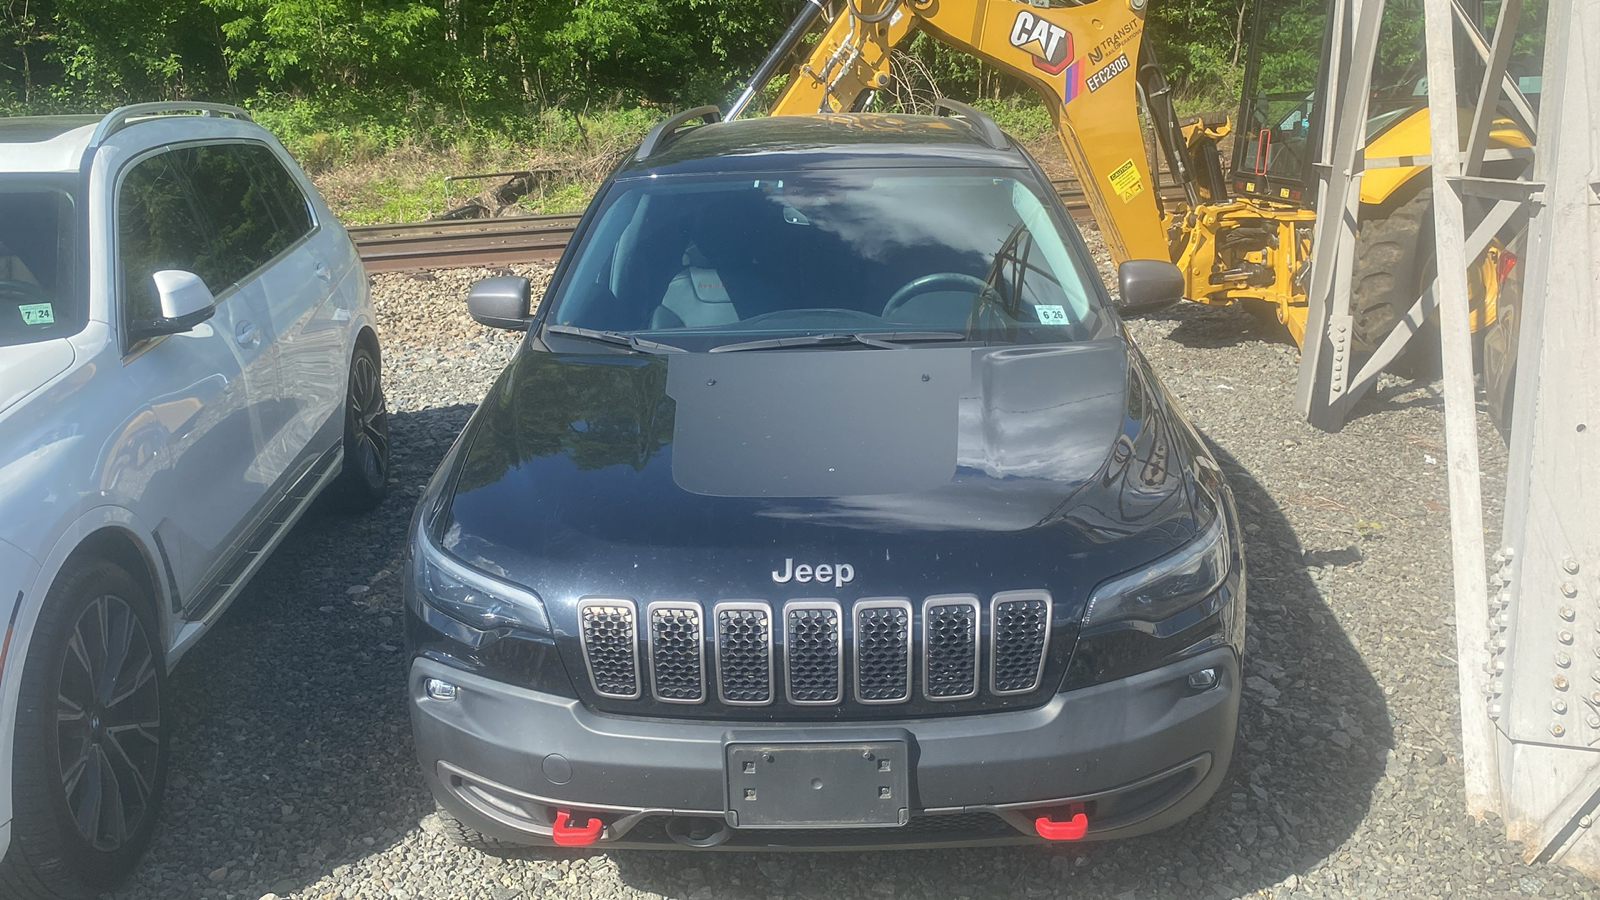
xmin=168 ymin=444 xmax=343 ymax=664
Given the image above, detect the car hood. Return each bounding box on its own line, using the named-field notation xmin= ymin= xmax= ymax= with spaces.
xmin=439 ymin=339 xmax=1199 ymax=615
xmin=0 ymin=339 xmax=74 ymax=418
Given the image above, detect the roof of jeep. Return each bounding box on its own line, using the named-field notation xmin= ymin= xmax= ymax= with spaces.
xmin=618 ymin=113 xmax=1029 ymax=177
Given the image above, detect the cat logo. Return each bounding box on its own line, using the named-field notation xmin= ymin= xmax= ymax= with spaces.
xmin=1009 ymin=10 xmax=1073 ymax=75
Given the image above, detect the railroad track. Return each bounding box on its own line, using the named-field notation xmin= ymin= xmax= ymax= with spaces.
xmin=351 ymin=179 xmax=1189 ymax=273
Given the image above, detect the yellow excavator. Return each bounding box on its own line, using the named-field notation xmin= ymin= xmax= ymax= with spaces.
xmin=727 ymin=0 xmax=1533 ymax=355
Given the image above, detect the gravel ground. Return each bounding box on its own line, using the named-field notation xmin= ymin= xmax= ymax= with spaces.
xmin=104 ymin=235 xmax=1598 ymax=900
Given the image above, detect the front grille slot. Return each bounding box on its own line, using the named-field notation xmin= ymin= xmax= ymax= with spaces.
xmin=784 ymin=601 xmax=843 ymax=705
xmin=854 ymin=599 xmax=911 ymax=704
xmin=923 ymin=595 xmax=979 ymax=700
xmin=578 ymin=599 xmax=640 ymax=699
xmin=715 ymin=602 xmax=773 ymax=705
xmin=647 ymin=602 xmax=704 ymax=703
xmin=990 ymin=591 xmax=1051 ymax=695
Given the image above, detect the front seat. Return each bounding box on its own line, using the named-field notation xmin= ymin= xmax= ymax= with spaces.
xmin=650 ymin=243 xmax=740 ymax=329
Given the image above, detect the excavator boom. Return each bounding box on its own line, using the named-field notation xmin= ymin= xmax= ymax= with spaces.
xmin=757 ymin=0 xmax=1174 ymax=264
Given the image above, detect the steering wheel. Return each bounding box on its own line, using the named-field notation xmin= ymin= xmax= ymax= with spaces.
xmin=881 ymin=272 xmax=999 ymax=320
xmin=0 ymin=279 xmax=44 ymax=300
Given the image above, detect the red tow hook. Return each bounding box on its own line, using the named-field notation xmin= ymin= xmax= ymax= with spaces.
xmin=1034 ymin=806 xmax=1089 ymax=841
xmin=551 ymin=809 xmax=603 ymax=846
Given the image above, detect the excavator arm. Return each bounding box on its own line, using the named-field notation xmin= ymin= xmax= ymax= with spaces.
xmin=745 ymin=0 xmax=1182 ymax=265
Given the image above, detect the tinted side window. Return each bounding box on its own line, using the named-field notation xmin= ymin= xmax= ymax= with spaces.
xmin=184 ymin=143 xmax=313 ymax=287
xmin=117 ymin=143 xmax=316 ymax=323
xmin=118 ymin=152 xmax=212 ymax=323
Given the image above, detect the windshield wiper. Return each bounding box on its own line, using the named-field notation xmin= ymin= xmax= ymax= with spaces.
xmin=544 ymin=324 xmax=686 ymax=354
xmin=709 ymin=331 xmax=967 ymax=353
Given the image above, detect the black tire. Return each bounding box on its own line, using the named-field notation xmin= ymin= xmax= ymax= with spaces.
xmin=1350 ymin=186 xmax=1439 ymax=373
xmin=0 ymin=560 xmax=168 ymax=899
xmin=325 ymin=342 xmax=390 ymax=513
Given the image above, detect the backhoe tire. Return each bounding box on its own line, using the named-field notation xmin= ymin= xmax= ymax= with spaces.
xmin=1351 ymin=186 xmax=1438 ymax=375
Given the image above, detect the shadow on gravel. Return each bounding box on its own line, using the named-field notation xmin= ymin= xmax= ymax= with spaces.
xmin=112 ymin=401 xmax=1395 ymax=900
xmin=111 ymin=404 xmax=480 ymax=900
xmin=1152 ymin=302 xmax=1300 ymax=351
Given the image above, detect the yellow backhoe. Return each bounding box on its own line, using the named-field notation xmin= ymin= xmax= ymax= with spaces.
xmin=729 ymin=0 xmax=1533 ymax=354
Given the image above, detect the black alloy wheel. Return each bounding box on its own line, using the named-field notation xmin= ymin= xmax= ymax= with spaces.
xmin=0 ymin=560 xmax=168 ymax=899
xmin=328 ymin=343 xmax=390 ymax=512
xmin=55 ymin=595 xmax=163 ymax=853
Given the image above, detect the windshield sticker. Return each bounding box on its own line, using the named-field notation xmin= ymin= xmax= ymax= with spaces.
xmin=1036 ymin=305 xmax=1069 ymax=325
xmin=1109 ymin=159 xmax=1145 ymax=204
xmin=19 ymin=302 xmax=54 ymax=326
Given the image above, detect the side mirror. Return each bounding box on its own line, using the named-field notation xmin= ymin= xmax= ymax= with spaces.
xmin=1115 ymin=260 xmax=1185 ymax=316
xmin=467 ymin=276 xmax=533 ymax=331
xmin=129 ymin=270 xmax=217 ymax=341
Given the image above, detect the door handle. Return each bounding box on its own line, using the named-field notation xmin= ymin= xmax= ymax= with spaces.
xmin=235 ymin=320 xmax=259 ymax=348
xmin=314 ymin=262 xmax=333 ymax=282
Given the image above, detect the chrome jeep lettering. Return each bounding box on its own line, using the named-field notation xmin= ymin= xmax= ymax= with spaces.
xmin=771 ymin=559 xmax=856 ymax=588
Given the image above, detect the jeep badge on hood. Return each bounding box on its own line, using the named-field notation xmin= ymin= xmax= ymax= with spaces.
xmin=772 ymin=558 xmax=856 ymax=587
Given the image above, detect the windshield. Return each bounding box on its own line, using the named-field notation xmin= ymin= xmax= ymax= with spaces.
xmin=546 ymin=168 xmax=1104 ymax=348
xmin=0 ymin=176 xmax=80 ymax=348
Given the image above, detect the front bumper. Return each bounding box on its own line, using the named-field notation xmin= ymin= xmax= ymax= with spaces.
xmin=409 ymin=645 xmax=1240 ymax=849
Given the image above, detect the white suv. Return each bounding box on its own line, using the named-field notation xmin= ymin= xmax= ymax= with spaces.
xmin=0 ymin=103 xmax=386 ymax=896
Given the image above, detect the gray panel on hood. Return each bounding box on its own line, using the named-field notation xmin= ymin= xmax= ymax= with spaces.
xmin=666 ymin=349 xmax=969 ymax=497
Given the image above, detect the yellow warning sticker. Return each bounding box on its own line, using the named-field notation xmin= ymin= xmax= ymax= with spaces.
xmin=1109 ymin=158 xmax=1144 ymax=204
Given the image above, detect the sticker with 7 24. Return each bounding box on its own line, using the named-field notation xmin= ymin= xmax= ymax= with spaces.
xmin=19 ymin=302 xmax=54 ymax=325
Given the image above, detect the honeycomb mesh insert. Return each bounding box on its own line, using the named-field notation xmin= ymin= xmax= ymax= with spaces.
xmin=855 ymin=605 xmax=910 ymax=702
xmin=925 ymin=602 xmax=977 ymax=698
xmin=649 ymin=605 xmax=703 ymax=701
xmin=992 ymin=597 xmax=1048 ymax=693
xmin=580 ymin=603 xmax=638 ymax=697
xmin=717 ymin=607 xmax=772 ymax=704
xmin=786 ymin=607 xmax=841 ymax=703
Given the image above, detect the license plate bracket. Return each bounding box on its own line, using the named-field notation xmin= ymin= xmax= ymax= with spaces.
xmin=725 ymin=741 xmax=909 ymax=828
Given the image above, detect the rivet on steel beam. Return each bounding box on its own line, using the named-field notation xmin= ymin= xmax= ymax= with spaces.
xmin=1554 ymin=675 xmax=1570 ymax=691
xmin=1562 ymin=606 xmax=1578 ymax=621
xmin=1590 ymin=714 xmax=1600 ymax=730
xmin=1553 ymin=723 xmax=1568 ymax=737
xmin=1493 ymin=658 xmax=1507 ymax=673
xmin=1564 ymin=557 xmax=1581 ymax=574
xmin=1554 ymin=699 xmax=1569 ymax=714
xmin=1584 ymin=815 xmax=1596 ymax=828
xmin=1502 ymin=547 xmax=1516 ymax=560
xmin=1488 ymin=703 xmax=1502 ymax=719
xmin=1556 ymin=651 xmax=1572 ymax=668
xmin=1564 ymin=581 xmax=1580 ymax=598
xmin=1559 ymin=630 xmax=1575 ymax=645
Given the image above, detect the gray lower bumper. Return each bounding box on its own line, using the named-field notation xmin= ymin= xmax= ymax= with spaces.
xmin=409 ymin=646 xmax=1239 ymax=847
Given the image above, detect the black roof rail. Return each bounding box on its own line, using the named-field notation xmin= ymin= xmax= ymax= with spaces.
xmin=933 ymin=98 xmax=1008 ymax=151
xmin=636 ymin=106 xmax=723 ymax=160
xmin=88 ymin=102 xmax=253 ymax=149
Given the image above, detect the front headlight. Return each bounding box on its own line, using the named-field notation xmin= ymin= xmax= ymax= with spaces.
xmin=1083 ymin=512 xmax=1231 ymax=628
xmin=412 ymin=521 xmax=550 ymax=635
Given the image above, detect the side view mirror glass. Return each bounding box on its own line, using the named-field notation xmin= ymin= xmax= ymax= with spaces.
xmin=1115 ymin=260 xmax=1185 ymax=316
xmin=129 ymin=270 xmax=217 ymax=341
xmin=467 ymin=276 xmax=533 ymax=331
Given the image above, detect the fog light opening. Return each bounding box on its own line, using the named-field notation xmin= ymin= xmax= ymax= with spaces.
xmin=424 ymin=678 xmax=460 ymax=701
xmin=1186 ymin=667 xmax=1219 ymax=692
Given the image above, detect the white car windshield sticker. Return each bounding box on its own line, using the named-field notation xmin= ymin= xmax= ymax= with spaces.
xmin=1036 ymin=304 xmax=1068 ymax=324
xmin=19 ymin=302 xmax=54 ymax=325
